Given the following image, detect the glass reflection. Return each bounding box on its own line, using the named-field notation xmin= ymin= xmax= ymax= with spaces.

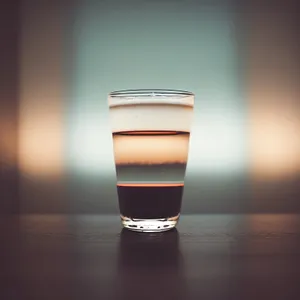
xmin=115 ymin=228 xmax=187 ymax=300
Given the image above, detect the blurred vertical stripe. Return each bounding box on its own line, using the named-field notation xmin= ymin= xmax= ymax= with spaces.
xmin=0 ymin=0 xmax=20 ymax=213
xmin=247 ymin=1 xmax=300 ymax=212
xmin=18 ymin=0 xmax=68 ymax=212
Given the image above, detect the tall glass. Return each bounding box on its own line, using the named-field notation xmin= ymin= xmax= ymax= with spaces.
xmin=108 ymin=89 xmax=194 ymax=232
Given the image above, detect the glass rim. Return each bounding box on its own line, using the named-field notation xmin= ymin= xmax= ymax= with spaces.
xmin=109 ymin=89 xmax=194 ymax=98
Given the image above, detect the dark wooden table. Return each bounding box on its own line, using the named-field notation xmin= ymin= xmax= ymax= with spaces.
xmin=1 ymin=214 xmax=300 ymax=300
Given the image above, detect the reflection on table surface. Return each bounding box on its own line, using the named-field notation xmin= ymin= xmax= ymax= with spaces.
xmin=1 ymin=214 xmax=300 ymax=300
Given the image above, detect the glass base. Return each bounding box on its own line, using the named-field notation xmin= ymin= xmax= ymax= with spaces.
xmin=120 ymin=214 xmax=180 ymax=232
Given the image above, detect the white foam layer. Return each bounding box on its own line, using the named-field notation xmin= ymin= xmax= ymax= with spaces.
xmin=109 ymin=95 xmax=194 ymax=108
xmin=109 ymin=104 xmax=193 ymax=132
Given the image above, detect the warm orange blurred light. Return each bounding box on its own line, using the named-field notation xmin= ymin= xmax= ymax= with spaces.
xmin=19 ymin=108 xmax=63 ymax=177
xmin=248 ymin=9 xmax=300 ymax=181
xmin=18 ymin=1 xmax=64 ymax=177
xmin=249 ymin=104 xmax=300 ymax=180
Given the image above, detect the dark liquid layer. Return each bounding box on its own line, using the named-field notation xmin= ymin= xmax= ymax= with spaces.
xmin=117 ymin=185 xmax=184 ymax=219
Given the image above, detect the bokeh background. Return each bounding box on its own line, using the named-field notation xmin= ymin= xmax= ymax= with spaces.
xmin=1 ymin=0 xmax=300 ymax=214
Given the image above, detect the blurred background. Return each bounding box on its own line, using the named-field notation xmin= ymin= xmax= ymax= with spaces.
xmin=1 ymin=0 xmax=300 ymax=215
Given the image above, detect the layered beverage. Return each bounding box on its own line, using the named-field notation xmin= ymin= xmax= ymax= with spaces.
xmin=108 ymin=90 xmax=194 ymax=232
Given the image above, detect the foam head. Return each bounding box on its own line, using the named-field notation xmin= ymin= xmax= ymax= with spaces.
xmin=108 ymin=89 xmax=194 ymax=133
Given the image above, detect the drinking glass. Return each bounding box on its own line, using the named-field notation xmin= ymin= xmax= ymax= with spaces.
xmin=108 ymin=89 xmax=194 ymax=232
